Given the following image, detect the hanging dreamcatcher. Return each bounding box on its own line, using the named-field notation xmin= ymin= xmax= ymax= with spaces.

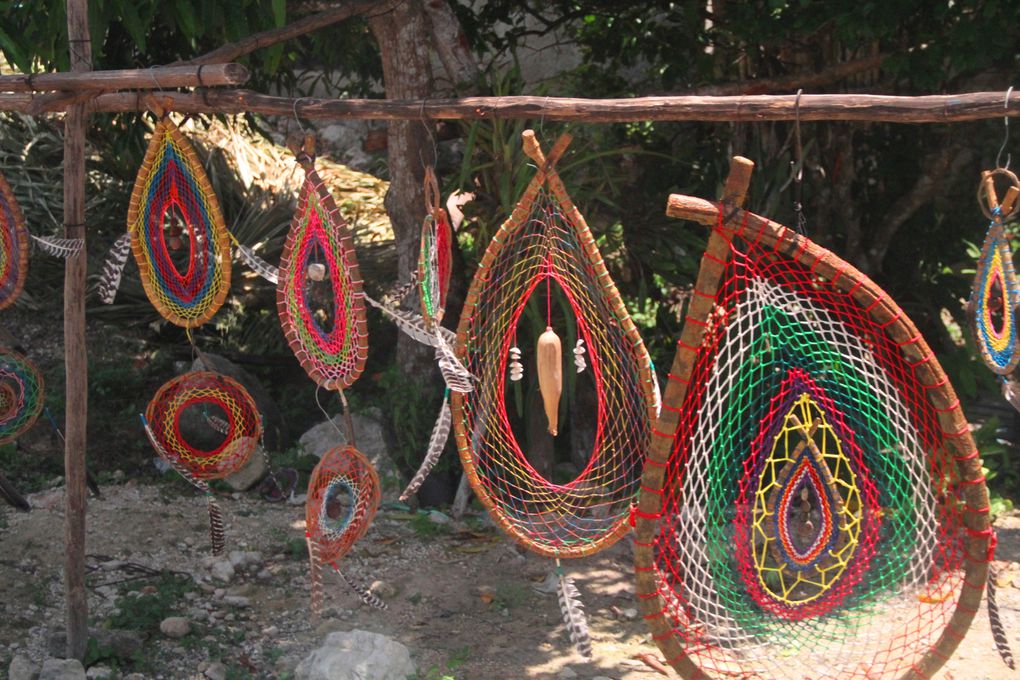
xmin=142 ymin=371 xmax=262 ymax=555
xmin=100 ymin=106 xmax=231 ymax=327
xmin=0 ymin=171 xmax=29 ymax=311
xmin=305 ymin=445 xmax=383 ymax=615
xmin=633 ymin=157 xmax=1002 ymax=679
xmin=451 ymin=131 xmax=658 ymax=658
xmin=0 ymin=347 xmax=44 ymax=445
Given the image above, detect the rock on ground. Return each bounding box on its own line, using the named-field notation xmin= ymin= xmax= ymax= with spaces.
xmin=191 ymin=353 xmax=287 ymax=451
xmin=38 ymin=658 xmax=85 ymax=680
xmin=8 ymin=653 xmax=37 ymax=680
xmin=159 ymin=616 xmax=191 ymax=639
xmin=298 ymin=408 xmax=399 ymax=490
xmin=294 ymin=629 xmax=416 ymax=680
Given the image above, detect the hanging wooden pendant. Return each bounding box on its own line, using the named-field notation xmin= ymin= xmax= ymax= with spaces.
xmin=0 ymin=171 xmax=29 ymax=312
xmin=967 ymin=168 xmax=1020 ymax=375
xmin=634 ymin=157 xmax=992 ymax=680
xmin=278 ymin=137 xmax=368 ymax=390
xmin=127 ymin=115 xmax=231 ymax=328
xmin=451 ymin=131 xmax=657 ymax=559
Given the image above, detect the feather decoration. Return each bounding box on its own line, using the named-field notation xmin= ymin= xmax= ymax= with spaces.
xmin=32 ymin=234 xmax=84 ymax=259
xmin=435 ymin=339 xmax=474 ymax=393
xmin=97 ymin=233 xmax=132 ymax=304
xmin=142 ymin=415 xmax=226 ymax=555
xmin=557 ymin=565 xmax=593 ymax=659
xmin=399 ymin=397 xmax=452 ymax=502
xmin=363 ymin=294 xmax=456 ymax=347
xmin=387 ymin=272 xmax=419 ymax=305
xmin=988 ymin=565 xmax=1016 ymax=669
xmin=236 ymin=244 xmax=279 ymax=285
xmin=1002 ymin=374 xmax=1020 ymax=414
xmin=307 ymin=533 xmax=325 ymax=620
xmin=336 ymin=566 xmax=387 ymax=610
xmin=204 ymin=413 xmax=231 ymax=436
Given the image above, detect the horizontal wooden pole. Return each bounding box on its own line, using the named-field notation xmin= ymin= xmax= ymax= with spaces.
xmin=0 ymin=88 xmax=1016 ymax=123
xmin=0 ymin=63 xmax=249 ymax=93
xmin=666 ymin=193 xmax=720 ymax=224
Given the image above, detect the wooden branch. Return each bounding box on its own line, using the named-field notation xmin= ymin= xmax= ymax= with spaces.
xmin=1 ymin=89 xmax=1017 ymax=123
xmin=0 ymin=63 xmax=249 ymax=93
xmin=185 ymin=0 xmax=392 ymax=65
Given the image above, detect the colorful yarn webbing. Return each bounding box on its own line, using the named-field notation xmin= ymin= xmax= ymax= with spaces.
xmin=636 ymin=202 xmax=989 ymax=680
xmin=0 ymin=171 xmax=28 ymax=311
xmin=145 ymin=371 xmax=260 ymax=481
xmin=277 ymin=152 xmax=367 ymax=390
xmin=967 ymin=221 xmax=1020 ymax=374
xmin=418 ymin=207 xmax=452 ymax=328
xmin=127 ymin=117 xmax=231 ymax=328
xmin=452 ymin=136 xmax=656 ymax=559
xmin=0 ymin=348 xmax=43 ymax=445
xmin=306 ymin=445 xmax=380 ymax=565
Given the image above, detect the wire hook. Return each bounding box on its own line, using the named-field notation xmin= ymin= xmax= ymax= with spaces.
xmin=292 ymin=97 xmax=310 ymax=138
xmin=996 ymin=86 xmax=1014 ymax=170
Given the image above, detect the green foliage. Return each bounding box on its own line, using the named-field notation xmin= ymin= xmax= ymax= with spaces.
xmin=104 ymin=573 xmax=194 ymax=633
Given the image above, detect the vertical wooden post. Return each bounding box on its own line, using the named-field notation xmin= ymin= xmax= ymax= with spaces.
xmin=63 ymin=0 xmax=91 ymax=661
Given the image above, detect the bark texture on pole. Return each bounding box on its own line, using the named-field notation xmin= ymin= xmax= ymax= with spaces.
xmin=63 ymin=0 xmax=91 ymax=662
xmin=370 ymin=0 xmax=435 ymax=377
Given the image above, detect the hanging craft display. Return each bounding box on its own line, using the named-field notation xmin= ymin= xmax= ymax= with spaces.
xmin=451 ymin=131 xmax=657 ymax=657
xmin=277 ymin=136 xmax=368 ymax=391
xmin=633 ymin=157 xmax=994 ymax=679
xmin=0 ymin=347 xmax=44 ymax=445
xmin=142 ymin=371 xmax=261 ymax=555
xmin=305 ymin=445 xmax=383 ymax=615
xmin=418 ymin=166 xmax=453 ymax=330
xmin=124 ymin=112 xmax=231 ymax=327
xmin=967 ymin=168 xmax=1020 ymax=375
xmin=0 ymin=171 xmax=29 ymax=311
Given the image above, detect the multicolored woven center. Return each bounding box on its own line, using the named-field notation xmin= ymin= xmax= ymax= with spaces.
xmin=0 ymin=171 xmax=28 ymax=311
xmin=144 ymin=371 xmax=260 ymax=480
xmin=128 ymin=118 xmax=231 ymax=328
xmin=277 ymin=158 xmax=367 ymax=390
xmin=968 ymin=222 xmax=1020 ymax=374
xmin=418 ymin=207 xmax=452 ymax=328
xmin=0 ymin=348 xmax=43 ymax=445
xmin=306 ymin=445 xmax=380 ymax=565
xmin=453 ymin=185 xmax=657 ymax=559
xmin=649 ymin=220 xmax=973 ymax=678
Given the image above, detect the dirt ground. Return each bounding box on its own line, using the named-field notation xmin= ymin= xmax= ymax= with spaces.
xmin=2 ymin=481 xmax=1019 ymax=680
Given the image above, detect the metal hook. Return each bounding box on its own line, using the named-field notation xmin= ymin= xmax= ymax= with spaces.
xmin=791 ymin=89 xmax=807 ymax=235
xmin=292 ymin=97 xmax=310 ymax=138
xmin=996 ymin=86 xmax=1014 ymax=170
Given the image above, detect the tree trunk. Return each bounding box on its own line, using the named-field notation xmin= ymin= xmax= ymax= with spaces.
xmin=370 ymin=1 xmax=435 ymax=377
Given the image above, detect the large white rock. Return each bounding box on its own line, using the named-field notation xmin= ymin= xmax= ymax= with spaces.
xmin=8 ymin=654 xmax=37 ymax=680
xmin=38 ymin=659 xmax=85 ymax=680
xmin=298 ymin=408 xmax=398 ymax=491
xmin=294 ymin=630 xmax=416 ymax=680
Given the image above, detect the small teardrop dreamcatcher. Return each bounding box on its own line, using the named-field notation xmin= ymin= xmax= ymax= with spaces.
xmin=451 ymin=131 xmax=658 ymax=658
xmin=142 ymin=371 xmax=262 ymax=555
xmin=634 ymin=156 xmax=1000 ymax=679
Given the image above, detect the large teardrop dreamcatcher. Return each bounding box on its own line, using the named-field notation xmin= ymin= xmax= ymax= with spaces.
xmin=451 ymin=131 xmax=658 ymax=658
xmin=633 ymin=157 xmax=998 ymax=679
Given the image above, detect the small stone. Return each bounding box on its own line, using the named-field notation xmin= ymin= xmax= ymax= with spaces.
xmin=210 ymin=560 xmax=235 ymax=583
xmin=263 ymin=625 xmax=280 ymax=636
xmin=370 ymin=580 xmax=396 ymax=599
xmin=8 ymin=654 xmax=37 ymax=680
xmin=204 ymin=661 xmax=227 ymax=680
xmin=228 ymin=550 xmax=249 ymax=568
xmin=256 ymin=568 xmax=273 ymax=581
xmin=224 ymin=595 xmax=251 ymax=607
xmin=160 ymin=616 xmax=191 ymax=639
xmin=428 ymin=510 xmax=452 ymax=525
xmin=39 ymin=658 xmax=85 ymax=680
xmin=622 ymin=607 xmax=638 ymax=620
xmin=123 ymin=675 xmax=145 ymax=680
xmin=556 ymin=667 xmax=578 ymax=679
xmin=227 ymin=583 xmax=255 ymax=597
xmin=111 ymin=469 xmax=125 ymax=481
xmin=86 ymin=666 xmax=113 ymax=680
xmin=287 ymin=493 xmax=307 ymax=506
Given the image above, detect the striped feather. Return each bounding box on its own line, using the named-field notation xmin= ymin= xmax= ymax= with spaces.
xmin=364 ymin=294 xmax=456 ymax=347
xmin=336 ymin=567 xmax=387 ymax=610
xmin=207 ymin=495 xmax=226 ymax=556
xmin=399 ymin=397 xmax=452 ymax=502
xmin=307 ymin=534 xmax=325 ymax=620
xmin=236 ymin=244 xmax=279 ymax=284
xmin=557 ymin=567 xmax=593 ymax=659
xmin=32 ymin=234 xmax=83 ymax=258
xmin=989 ymin=565 xmax=1016 ymax=669
xmin=97 ymin=233 xmax=131 ymax=304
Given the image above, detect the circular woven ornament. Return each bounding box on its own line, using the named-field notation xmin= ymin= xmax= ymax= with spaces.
xmin=305 ymin=445 xmax=380 ymax=565
xmin=127 ymin=117 xmax=231 ymax=328
xmin=967 ymin=222 xmax=1020 ymax=374
xmin=277 ymin=152 xmax=368 ymax=390
xmin=0 ymin=171 xmax=29 ymax=311
xmin=0 ymin=348 xmax=43 ymax=445
xmin=418 ymin=204 xmax=453 ymax=328
xmin=144 ymin=371 xmax=261 ymax=480
xmin=635 ymin=200 xmax=991 ymax=680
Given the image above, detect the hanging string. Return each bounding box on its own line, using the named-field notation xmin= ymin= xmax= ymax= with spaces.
xmin=996 ymin=86 xmax=1014 ymax=170
xmin=792 ymin=89 xmax=807 ymax=236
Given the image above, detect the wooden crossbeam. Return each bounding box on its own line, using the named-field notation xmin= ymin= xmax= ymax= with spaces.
xmin=0 ymin=63 xmax=249 ymax=93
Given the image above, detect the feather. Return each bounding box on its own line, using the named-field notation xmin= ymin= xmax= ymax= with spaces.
xmin=364 ymin=294 xmax=456 ymax=347
xmin=204 ymin=413 xmax=231 ymax=436
xmin=1002 ymin=374 xmax=1020 ymax=413
xmin=399 ymin=397 xmax=452 ymax=502
xmin=435 ymin=338 xmax=474 ymax=393
xmin=387 ymin=272 xmax=418 ymax=304
xmin=32 ymin=234 xmax=84 ymax=258
xmin=336 ymin=567 xmax=387 ymax=610
xmin=235 ymin=244 xmax=279 ymax=285
xmin=307 ymin=535 xmax=325 ymax=620
xmin=96 ymin=233 xmax=131 ymax=304
xmin=207 ymin=495 xmax=226 ymax=556
xmin=557 ymin=567 xmax=593 ymax=659
xmin=988 ymin=565 xmax=1015 ymax=669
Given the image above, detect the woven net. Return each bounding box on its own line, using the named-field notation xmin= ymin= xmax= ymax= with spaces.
xmin=127 ymin=118 xmax=231 ymax=328
xmin=0 ymin=348 xmax=43 ymax=445
xmin=453 ymin=175 xmax=657 ymax=558
xmin=418 ymin=205 xmax=453 ymax=328
xmin=967 ymin=222 xmax=1020 ymax=374
xmin=642 ymin=212 xmax=986 ymax=679
xmin=277 ymin=153 xmax=367 ymax=390
xmin=144 ymin=371 xmax=261 ymax=480
xmin=306 ymin=445 xmax=380 ymax=565
xmin=0 ymin=171 xmax=29 ymax=311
